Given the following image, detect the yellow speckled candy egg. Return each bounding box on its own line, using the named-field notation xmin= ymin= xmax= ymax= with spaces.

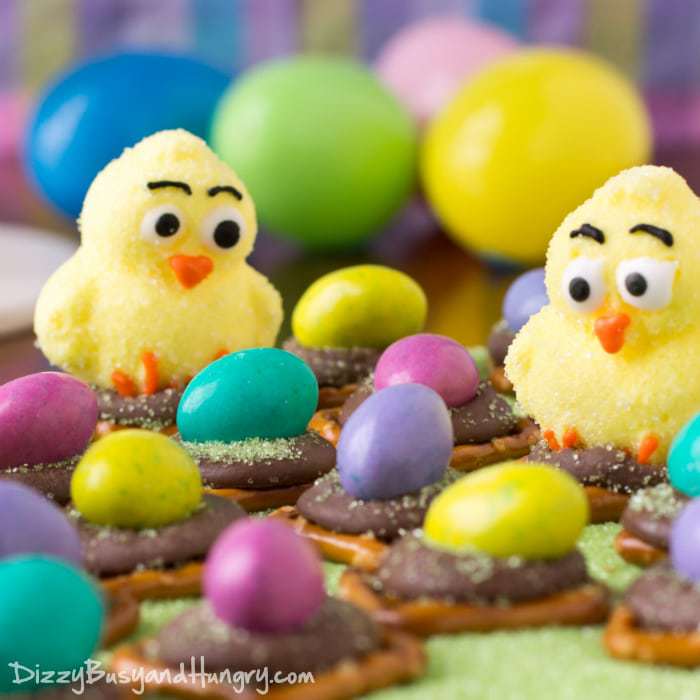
xmin=292 ymin=264 xmax=427 ymax=348
xmin=424 ymin=462 xmax=588 ymax=559
xmin=71 ymin=429 xmax=202 ymax=529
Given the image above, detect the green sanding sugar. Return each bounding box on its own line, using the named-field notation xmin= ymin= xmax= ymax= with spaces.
xmin=182 ymin=436 xmax=303 ymax=464
xmin=628 ymin=483 xmax=685 ymax=519
xmin=101 ymin=525 xmax=700 ymax=700
xmin=467 ymin=345 xmax=491 ymax=381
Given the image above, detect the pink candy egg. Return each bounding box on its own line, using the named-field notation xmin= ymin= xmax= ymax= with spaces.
xmin=375 ymin=16 xmax=519 ymax=127
xmin=374 ymin=333 xmax=479 ymax=407
xmin=203 ymin=519 xmax=325 ymax=633
xmin=0 ymin=372 xmax=98 ymax=469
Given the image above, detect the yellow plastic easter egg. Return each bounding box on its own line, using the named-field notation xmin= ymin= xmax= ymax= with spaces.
xmin=71 ymin=429 xmax=202 ymax=529
xmin=424 ymin=462 xmax=588 ymax=559
xmin=422 ymin=49 xmax=650 ymax=264
xmin=292 ymin=264 xmax=427 ymax=348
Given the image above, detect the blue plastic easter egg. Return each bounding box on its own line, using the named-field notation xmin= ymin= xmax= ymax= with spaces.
xmin=503 ymin=267 xmax=548 ymax=332
xmin=178 ymin=349 xmax=319 ymax=443
xmin=27 ymin=52 xmax=230 ymax=218
xmin=669 ymin=413 xmax=700 ymax=497
xmin=0 ymin=556 xmax=104 ymax=693
xmin=337 ymin=384 xmax=453 ymax=500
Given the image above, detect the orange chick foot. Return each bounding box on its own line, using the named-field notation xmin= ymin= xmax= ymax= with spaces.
xmin=637 ymin=434 xmax=660 ymax=464
xmin=112 ymin=370 xmax=137 ymax=398
xmin=543 ymin=429 xmax=561 ymax=451
xmin=141 ymin=351 xmax=160 ymax=395
xmin=562 ymin=427 xmax=581 ymax=449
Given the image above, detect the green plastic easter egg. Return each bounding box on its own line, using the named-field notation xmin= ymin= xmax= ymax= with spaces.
xmin=0 ymin=556 xmax=103 ymax=693
xmin=71 ymin=429 xmax=202 ymax=529
xmin=211 ymin=57 xmax=417 ymax=250
xmin=177 ymin=348 xmax=319 ymax=443
xmin=292 ymin=265 xmax=427 ymax=348
xmin=424 ymin=462 xmax=588 ymax=559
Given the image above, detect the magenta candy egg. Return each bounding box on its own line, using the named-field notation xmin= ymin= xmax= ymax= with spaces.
xmin=374 ymin=333 xmax=478 ymax=407
xmin=670 ymin=499 xmax=700 ymax=583
xmin=0 ymin=372 xmax=97 ymax=469
xmin=0 ymin=482 xmax=82 ymax=565
xmin=203 ymin=519 xmax=325 ymax=633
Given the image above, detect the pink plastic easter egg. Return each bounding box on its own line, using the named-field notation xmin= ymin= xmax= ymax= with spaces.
xmin=374 ymin=333 xmax=479 ymax=407
xmin=203 ymin=519 xmax=325 ymax=633
xmin=375 ymin=16 xmax=519 ymax=127
xmin=0 ymin=372 xmax=98 ymax=468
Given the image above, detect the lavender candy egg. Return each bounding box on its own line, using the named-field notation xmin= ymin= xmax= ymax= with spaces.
xmin=374 ymin=333 xmax=479 ymax=407
xmin=503 ymin=267 xmax=548 ymax=332
xmin=338 ymin=383 xmax=453 ymax=500
xmin=670 ymin=498 xmax=700 ymax=583
xmin=203 ymin=519 xmax=325 ymax=633
xmin=0 ymin=482 xmax=82 ymax=565
xmin=0 ymin=372 xmax=98 ymax=469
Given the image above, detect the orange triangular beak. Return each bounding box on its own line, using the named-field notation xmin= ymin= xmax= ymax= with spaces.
xmin=168 ymin=254 xmax=213 ymax=289
xmin=594 ymin=313 xmax=630 ymax=353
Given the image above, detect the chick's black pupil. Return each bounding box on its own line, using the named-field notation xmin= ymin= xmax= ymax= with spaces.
xmin=155 ymin=212 xmax=179 ymax=237
xmin=625 ymin=272 xmax=647 ymax=297
xmin=213 ymin=220 xmax=240 ymax=249
xmin=569 ymin=277 xmax=590 ymax=302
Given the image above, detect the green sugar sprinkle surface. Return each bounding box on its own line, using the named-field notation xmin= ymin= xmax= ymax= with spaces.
xmin=182 ymin=436 xmax=303 ymax=464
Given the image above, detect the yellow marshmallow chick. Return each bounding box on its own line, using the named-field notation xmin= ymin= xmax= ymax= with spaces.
xmin=35 ymin=130 xmax=282 ymax=396
xmin=506 ymin=166 xmax=700 ymax=465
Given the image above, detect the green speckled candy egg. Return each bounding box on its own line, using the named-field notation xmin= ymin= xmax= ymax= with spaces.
xmin=292 ymin=264 xmax=427 ymax=348
xmin=424 ymin=462 xmax=588 ymax=559
xmin=177 ymin=348 xmax=319 ymax=442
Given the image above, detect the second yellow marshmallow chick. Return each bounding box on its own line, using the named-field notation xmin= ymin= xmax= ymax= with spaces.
xmin=506 ymin=166 xmax=700 ymax=465
xmin=35 ymin=129 xmax=283 ymax=395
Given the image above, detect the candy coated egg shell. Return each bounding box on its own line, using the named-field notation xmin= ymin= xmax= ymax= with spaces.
xmin=0 ymin=372 xmax=97 ymax=469
xmin=71 ymin=429 xmax=202 ymax=529
xmin=292 ymin=264 xmax=427 ymax=348
xmin=204 ymin=518 xmax=324 ymax=632
xmin=0 ymin=556 xmax=103 ymax=692
xmin=374 ymin=333 xmax=479 ymax=407
xmin=424 ymin=462 xmax=588 ymax=559
xmin=337 ymin=383 xmax=453 ymax=500
xmin=669 ymin=413 xmax=700 ymax=497
xmin=503 ymin=268 xmax=547 ymax=332
xmin=670 ymin=499 xmax=700 ymax=583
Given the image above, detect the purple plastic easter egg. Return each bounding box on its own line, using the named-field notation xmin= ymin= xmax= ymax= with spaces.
xmin=503 ymin=268 xmax=548 ymax=332
xmin=375 ymin=17 xmax=518 ymax=127
xmin=338 ymin=383 xmax=453 ymax=500
xmin=670 ymin=499 xmax=700 ymax=583
xmin=374 ymin=333 xmax=478 ymax=407
xmin=203 ymin=519 xmax=325 ymax=633
xmin=0 ymin=372 xmax=97 ymax=469
xmin=0 ymin=482 xmax=82 ymax=565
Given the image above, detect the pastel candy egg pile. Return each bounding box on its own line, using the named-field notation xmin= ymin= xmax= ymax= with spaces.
xmin=670 ymin=499 xmax=700 ymax=582
xmin=503 ymin=268 xmax=548 ymax=332
xmin=292 ymin=265 xmax=427 ymax=349
xmin=668 ymin=413 xmax=700 ymax=497
xmin=0 ymin=372 xmax=97 ymax=468
xmin=71 ymin=429 xmax=202 ymax=529
xmin=204 ymin=519 xmax=324 ymax=632
xmin=177 ymin=348 xmax=318 ymax=443
xmin=0 ymin=482 xmax=82 ymax=565
xmin=0 ymin=556 xmax=103 ymax=692
xmin=374 ymin=333 xmax=479 ymax=407
xmin=424 ymin=462 xmax=589 ymax=559
xmin=337 ymin=383 xmax=453 ymax=500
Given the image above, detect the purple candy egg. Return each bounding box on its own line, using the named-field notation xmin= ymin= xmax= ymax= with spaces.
xmin=670 ymin=499 xmax=700 ymax=583
xmin=0 ymin=482 xmax=82 ymax=565
xmin=374 ymin=333 xmax=478 ymax=407
xmin=338 ymin=383 xmax=453 ymax=500
xmin=0 ymin=372 xmax=97 ymax=469
xmin=203 ymin=519 xmax=325 ymax=633
xmin=503 ymin=268 xmax=548 ymax=332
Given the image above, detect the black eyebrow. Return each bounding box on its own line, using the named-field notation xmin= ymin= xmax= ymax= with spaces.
xmin=629 ymin=223 xmax=674 ymax=247
xmin=147 ymin=180 xmax=192 ymax=195
xmin=208 ymin=185 xmax=243 ymax=201
xmin=570 ymin=223 xmax=605 ymax=244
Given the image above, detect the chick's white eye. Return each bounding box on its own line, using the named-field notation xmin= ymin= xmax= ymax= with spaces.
xmin=140 ymin=205 xmax=183 ymax=243
xmin=616 ymin=257 xmax=678 ymax=310
xmin=201 ymin=207 xmax=245 ymax=251
xmin=561 ymin=257 xmax=606 ymax=313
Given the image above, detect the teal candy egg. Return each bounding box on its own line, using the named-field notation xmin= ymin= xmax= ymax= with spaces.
xmin=0 ymin=556 xmax=104 ymax=693
xmin=669 ymin=413 xmax=700 ymax=497
xmin=178 ymin=349 xmax=319 ymax=443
